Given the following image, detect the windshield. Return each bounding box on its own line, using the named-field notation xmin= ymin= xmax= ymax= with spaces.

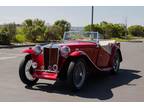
xmin=63 ymin=31 xmax=99 ymax=42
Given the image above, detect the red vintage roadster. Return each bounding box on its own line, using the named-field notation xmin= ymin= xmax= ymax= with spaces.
xmin=19 ymin=31 xmax=122 ymax=90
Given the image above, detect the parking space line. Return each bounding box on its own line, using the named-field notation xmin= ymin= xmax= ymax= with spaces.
xmin=0 ymin=54 xmax=24 ymax=60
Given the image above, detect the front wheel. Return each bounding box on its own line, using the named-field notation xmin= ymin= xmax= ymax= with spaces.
xmin=19 ymin=55 xmax=39 ymax=86
xmin=67 ymin=58 xmax=87 ymax=91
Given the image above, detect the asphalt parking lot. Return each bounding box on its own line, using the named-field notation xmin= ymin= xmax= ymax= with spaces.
xmin=0 ymin=42 xmax=144 ymax=102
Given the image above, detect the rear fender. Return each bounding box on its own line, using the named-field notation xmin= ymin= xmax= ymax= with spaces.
xmin=116 ymin=49 xmax=122 ymax=62
xmin=109 ymin=46 xmax=122 ymax=66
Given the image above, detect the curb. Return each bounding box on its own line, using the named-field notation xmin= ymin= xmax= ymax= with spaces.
xmin=119 ymin=40 xmax=143 ymax=43
xmin=128 ymin=40 xmax=143 ymax=43
xmin=0 ymin=43 xmax=47 ymax=49
xmin=0 ymin=44 xmax=36 ymax=49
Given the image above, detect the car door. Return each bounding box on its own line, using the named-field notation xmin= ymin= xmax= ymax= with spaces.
xmin=80 ymin=45 xmax=99 ymax=64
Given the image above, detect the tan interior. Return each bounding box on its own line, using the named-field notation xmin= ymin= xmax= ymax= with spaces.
xmin=99 ymin=40 xmax=116 ymax=46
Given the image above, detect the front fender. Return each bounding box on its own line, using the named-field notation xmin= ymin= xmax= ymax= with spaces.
xmin=58 ymin=50 xmax=103 ymax=80
xmin=22 ymin=48 xmax=35 ymax=55
xmin=68 ymin=50 xmax=102 ymax=71
xmin=58 ymin=50 xmax=89 ymax=80
xmin=69 ymin=50 xmax=86 ymax=57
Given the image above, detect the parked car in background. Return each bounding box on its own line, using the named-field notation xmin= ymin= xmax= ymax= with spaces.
xmin=19 ymin=31 xmax=122 ymax=90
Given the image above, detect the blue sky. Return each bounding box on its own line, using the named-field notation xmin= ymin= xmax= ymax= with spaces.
xmin=0 ymin=6 xmax=144 ymax=26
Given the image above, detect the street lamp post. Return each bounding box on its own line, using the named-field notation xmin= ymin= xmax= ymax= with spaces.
xmin=125 ymin=17 xmax=128 ymax=38
xmin=91 ymin=6 xmax=94 ymax=31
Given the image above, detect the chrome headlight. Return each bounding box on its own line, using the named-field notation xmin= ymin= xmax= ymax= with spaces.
xmin=60 ymin=46 xmax=71 ymax=58
xmin=34 ymin=45 xmax=42 ymax=55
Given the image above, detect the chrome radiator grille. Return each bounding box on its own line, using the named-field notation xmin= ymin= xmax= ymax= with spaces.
xmin=43 ymin=48 xmax=59 ymax=70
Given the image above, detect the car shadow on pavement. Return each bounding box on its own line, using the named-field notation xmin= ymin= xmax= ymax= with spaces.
xmin=25 ymin=69 xmax=141 ymax=100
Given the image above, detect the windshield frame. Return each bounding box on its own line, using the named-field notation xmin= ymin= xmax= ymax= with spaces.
xmin=63 ymin=31 xmax=99 ymax=43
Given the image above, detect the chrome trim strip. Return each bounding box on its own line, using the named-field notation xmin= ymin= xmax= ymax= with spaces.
xmin=57 ymin=48 xmax=59 ymax=65
xmin=35 ymin=69 xmax=59 ymax=73
xmin=79 ymin=51 xmax=111 ymax=72
xmin=84 ymin=53 xmax=102 ymax=71
xmin=85 ymin=54 xmax=112 ymax=71
xmin=77 ymin=51 xmax=103 ymax=71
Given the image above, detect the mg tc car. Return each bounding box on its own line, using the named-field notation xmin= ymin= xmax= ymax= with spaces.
xmin=19 ymin=31 xmax=122 ymax=90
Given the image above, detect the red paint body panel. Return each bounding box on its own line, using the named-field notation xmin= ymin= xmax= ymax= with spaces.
xmin=33 ymin=54 xmax=44 ymax=69
xmin=33 ymin=72 xmax=57 ymax=80
xmin=96 ymin=47 xmax=111 ymax=67
xmin=69 ymin=51 xmax=82 ymax=56
xmin=22 ymin=48 xmax=35 ymax=54
xmin=65 ymin=41 xmax=100 ymax=65
xmin=21 ymin=40 xmax=122 ymax=80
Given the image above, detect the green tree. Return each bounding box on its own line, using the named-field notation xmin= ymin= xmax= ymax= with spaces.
xmin=0 ymin=23 xmax=16 ymax=44
xmin=6 ymin=23 xmax=16 ymax=41
xmin=0 ymin=27 xmax=11 ymax=44
xmin=84 ymin=21 xmax=127 ymax=39
xmin=128 ymin=25 xmax=144 ymax=37
xmin=112 ymin=24 xmax=127 ymax=38
xmin=84 ymin=24 xmax=103 ymax=34
xmin=43 ymin=25 xmax=62 ymax=41
xmin=22 ymin=19 xmax=46 ymax=42
xmin=100 ymin=21 xmax=114 ymax=39
xmin=54 ymin=20 xmax=71 ymax=38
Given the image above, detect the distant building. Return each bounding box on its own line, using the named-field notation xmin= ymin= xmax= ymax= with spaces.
xmin=71 ymin=26 xmax=84 ymax=31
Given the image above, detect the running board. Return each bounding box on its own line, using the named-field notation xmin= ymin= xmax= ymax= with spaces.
xmin=101 ymin=67 xmax=112 ymax=72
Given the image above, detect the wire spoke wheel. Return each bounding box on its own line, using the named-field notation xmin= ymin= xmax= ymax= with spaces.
xmin=73 ymin=61 xmax=86 ymax=89
xmin=67 ymin=58 xmax=87 ymax=90
xmin=19 ymin=55 xmax=38 ymax=86
xmin=25 ymin=60 xmax=36 ymax=81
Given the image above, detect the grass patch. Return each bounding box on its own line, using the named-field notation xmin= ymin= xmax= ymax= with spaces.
xmin=111 ymin=38 xmax=130 ymax=42
xmin=111 ymin=35 xmax=134 ymax=42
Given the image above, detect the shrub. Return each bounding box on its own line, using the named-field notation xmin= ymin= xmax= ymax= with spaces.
xmin=0 ymin=23 xmax=16 ymax=45
xmin=0 ymin=32 xmax=11 ymax=45
xmin=128 ymin=25 xmax=144 ymax=37
xmin=0 ymin=27 xmax=11 ymax=45
xmin=14 ymin=34 xmax=26 ymax=43
xmin=84 ymin=22 xmax=127 ymax=39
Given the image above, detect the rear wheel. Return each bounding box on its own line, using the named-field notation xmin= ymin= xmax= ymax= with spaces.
xmin=112 ymin=52 xmax=120 ymax=74
xmin=67 ymin=58 xmax=87 ymax=91
xmin=19 ymin=55 xmax=39 ymax=86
